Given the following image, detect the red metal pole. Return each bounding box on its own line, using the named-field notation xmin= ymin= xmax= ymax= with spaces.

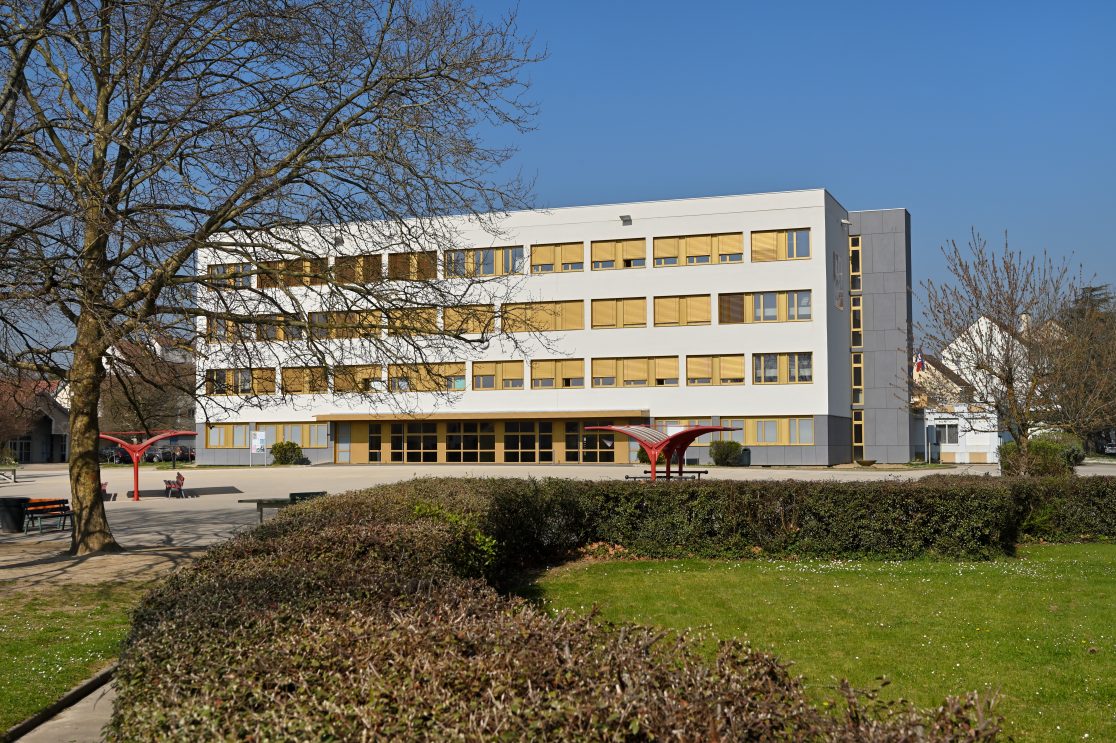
xmin=131 ymin=450 xmax=141 ymax=501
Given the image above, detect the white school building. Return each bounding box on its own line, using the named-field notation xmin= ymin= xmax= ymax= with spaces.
xmin=195 ymin=189 xmax=917 ymax=466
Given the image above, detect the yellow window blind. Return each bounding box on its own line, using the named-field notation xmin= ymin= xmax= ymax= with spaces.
xmin=622 ymin=297 xmax=646 ymax=326
xmin=714 ymin=232 xmax=744 ymax=259
xmin=653 ymin=237 xmax=679 ymax=260
xmin=622 ymin=357 xmax=648 ymax=384
xmin=251 ymin=368 xmax=276 ymax=394
xmin=444 ymin=304 xmax=496 ymax=334
xmin=685 ymin=295 xmax=711 ymax=324
xmin=687 ymin=356 xmax=713 ymax=382
xmin=621 ymin=239 xmax=645 ymax=260
xmin=333 ymin=365 xmax=382 ymax=393
xmin=751 ymin=231 xmax=778 ymax=262
xmin=531 ymin=360 xmax=556 ymax=386
xmin=654 ymin=296 xmax=680 ymax=325
xmin=684 ymin=234 xmax=712 ymax=258
xmin=719 ymin=355 xmax=745 ymax=382
xmin=559 ymin=300 xmax=584 ymax=330
xmin=592 ymin=358 xmax=617 ymax=377
xmin=591 ymin=241 xmax=617 ymax=264
xmin=653 ymin=356 xmax=679 ymax=384
xmin=531 ymin=244 xmax=554 ymax=268
xmin=591 ymin=299 xmax=617 ymax=328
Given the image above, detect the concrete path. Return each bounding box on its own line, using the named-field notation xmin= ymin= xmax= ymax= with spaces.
xmin=16 ymin=685 xmax=115 ymax=743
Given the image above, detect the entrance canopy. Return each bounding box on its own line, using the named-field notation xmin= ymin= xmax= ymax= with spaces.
xmin=99 ymin=430 xmax=196 ymax=501
xmin=585 ymin=424 xmax=737 ymax=482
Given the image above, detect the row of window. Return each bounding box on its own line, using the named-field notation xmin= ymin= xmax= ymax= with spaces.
xmin=204 ymin=290 xmax=814 ymax=342
xmin=205 ymin=229 xmax=813 ymax=288
xmin=204 ymin=352 xmax=814 ymax=396
xmin=208 ymin=415 xmax=818 ymax=453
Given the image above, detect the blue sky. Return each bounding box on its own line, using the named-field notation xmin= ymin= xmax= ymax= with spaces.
xmin=480 ymin=1 xmax=1116 ymax=299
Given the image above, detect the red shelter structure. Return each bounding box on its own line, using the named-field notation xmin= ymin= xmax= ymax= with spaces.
xmin=98 ymin=430 xmax=196 ymax=501
xmin=585 ymin=424 xmax=737 ymax=482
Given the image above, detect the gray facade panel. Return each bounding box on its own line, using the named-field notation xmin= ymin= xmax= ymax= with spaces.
xmin=850 ymin=208 xmax=914 ymax=464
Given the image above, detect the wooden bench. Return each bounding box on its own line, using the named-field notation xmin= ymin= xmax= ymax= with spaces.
xmin=24 ymin=499 xmax=73 ymax=534
xmin=0 ymin=468 xmax=16 ymax=484
xmin=289 ymin=491 xmax=327 ymax=504
xmin=163 ymin=472 xmax=188 ymax=498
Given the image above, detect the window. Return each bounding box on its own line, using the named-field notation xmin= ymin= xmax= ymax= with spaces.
xmin=502 ymin=301 xmax=584 ymax=333
xmin=444 ymin=304 xmax=496 ymax=335
xmin=850 ymin=295 xmax=863 ymax=348
xmin=654 ymin=233 xmax=743 ymax=268
xmin=754 ymin=419 xmax=779 ymax=444
xmin=472 ymin=360 xmax=524 ymax=390
xmin=387 ymin=251 xmax=436 ymax=280
xmin=851 ymin=351 xmax=864 ymax=404
xmin=789 ymin=352 xmax=813 ymax=383
xmin=935 ymin=424 xmax=959 ymax=445
xmin=445 ymin=247 xmax=524 ymax=277
xmin=788 ymin=290 xmax=812 ymax=321
xmin=753 ymin=354 xmax=779 ymax=384
xmin=590 ymin=239 xmax=645 ymax=270
xmin=205 ymin=368 xmax=274 ymax=395
xmin=653 ymin=295 xmax=711 ymax=326
xmin=532 ymin=359 xmax=582 ymax=389
xmin=281 ymin=366 xmax=327 ymax=394
xmin=386 ymin=363 xmax=465 ymax=392
xmin=333 ymin=254 xmax=382 ymax=284
xmin=686 ymin=355 xmax=745 ymax=385
xmin=719 ymin=293 xmax=746 ymax=324
xmin=787 ymin=229 xmax=810 ymax=258
xmin=565 ymin=420 xmax=615 ymax=462
xmin=446 ymin=422 xmax=496 ymax=462
xmin=207 ymin=262 xmax=251 ymax=289
xmin=590 ymin=297 xmax=646 ymax=328
xmin=853 ymin=410 xmax=865 ymax=461
xmin=789 ymin=417 xmax=814 ymax=445
xmin=386 ymin=307 xmax=438 ymax=336
xmin=390 ymin=422 xmax=437 ymax=463
xmin=205 ymin=316 xmax=240 ymax=342
xmin=333 ymin=365 xmax=382 ymax=393
xmin=589 ymin=356 xmax=675 ymax=387
xmin=753 ymin=292 xmax=778 ymax=322
xmin=849 ymin=236 xmax=862 ymax=292
xmin=504 ymin=421 xmax=553 ymax=462
xmin=206 ymin=423 xmax=248 ymax=449
xmin=750 ymin=229 xmax=811 ymax=261
xmin=531 ymin=242 xmax=583 ymax=273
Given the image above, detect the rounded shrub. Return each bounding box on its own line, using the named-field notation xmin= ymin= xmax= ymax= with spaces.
xmin=709 ymin=440 xmax=743 ymax=466
xmin=269 ymin=440 xmax=304 ymax=465
xmin=999 ymin=439 xmax=1073 ymax=477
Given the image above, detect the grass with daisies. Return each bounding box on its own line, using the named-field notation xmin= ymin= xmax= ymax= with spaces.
xmin=535 ymin=543 xmax=1115 ymax=742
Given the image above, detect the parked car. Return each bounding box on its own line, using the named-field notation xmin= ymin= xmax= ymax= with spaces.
xmin=1104 ymin=442 xmax=1116 ymax=456
xmin=100 ymin=446 xmax=128 ymax=464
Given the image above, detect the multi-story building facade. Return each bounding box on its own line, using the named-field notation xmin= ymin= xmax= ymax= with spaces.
xmin=195 ymin=189 xmax=916 ymax=466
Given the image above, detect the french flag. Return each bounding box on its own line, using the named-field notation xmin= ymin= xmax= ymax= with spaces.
xmin=914 ymin=351 xmax=925 ymax=373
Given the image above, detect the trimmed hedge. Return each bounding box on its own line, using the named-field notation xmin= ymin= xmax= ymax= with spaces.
xmin=110 ymin=477 xmax=1015 ymax=740
xmin=921 ymin=475 xmax=1116 ymax=542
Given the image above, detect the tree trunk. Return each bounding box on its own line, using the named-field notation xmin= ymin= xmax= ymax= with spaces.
xmin=68 ymin=317 xmax=121 ymax=555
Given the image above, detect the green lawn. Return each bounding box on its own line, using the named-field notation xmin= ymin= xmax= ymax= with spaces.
xmin=0 ymin=582 xmax=149 ymax=731
xmin=535 ymin=544 xmax=1116 ymax=742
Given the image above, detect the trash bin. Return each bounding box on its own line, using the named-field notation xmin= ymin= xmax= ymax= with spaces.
xmin=0 ymin=497 xmax=30 ymax=533
xmin=739 ymin=448 xmax=751 ymax=466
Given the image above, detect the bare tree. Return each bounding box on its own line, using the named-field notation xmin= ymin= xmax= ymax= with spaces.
xmin=0 ymin=0 xmax=540 ymax=554
xmin=920 ymin=231 xmax=1081 ymax=472
xmin=100 ymin=341 xmax=195 ymax=435
xmin=1043 ymin=285 xmax=1116 ymax=445
xmin=0 ymin=368 xmax=40 ymax=458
